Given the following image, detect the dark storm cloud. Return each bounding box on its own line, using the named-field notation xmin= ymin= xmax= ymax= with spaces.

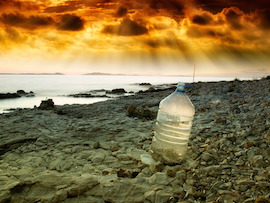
xmin=44 ymin=5 xmax=79 ymax=13
xmin=194 ymin=0 xmax=228 ymax=14
xmin=102 ymin=18 xmax=147 ymax=36
xmin=0 ymin=13 xmax=54 ymax=30
xmin=195 ymin=0 xmax=270 ymax=13
xmin=115 ymin=6 xmax=128 ymax=17
xmin=223 ymin=7 xmax=243 ymax=30
xmin=255 ymin=9 xmax=270 ymax=29
xmin=149 ymin=0 xmax=184 ymax=12
xmin=0 ymin=0 xmax=21 ymax=8
xmin=57 ymin=14 xmax=84 ymax=31
xmin=192 ymin=13 xmax=213 ymax=25
xmin=232 ymin=0 xmax=270 ymax=12
xmin=110 ymin=0 xmax=187 ymax=20
xmin=0 ymin=0 xmax=40 ymax=12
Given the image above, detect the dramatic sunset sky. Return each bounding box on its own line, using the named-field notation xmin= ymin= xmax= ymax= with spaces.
xmin=0 ymin=0 xmax=269 ymax=76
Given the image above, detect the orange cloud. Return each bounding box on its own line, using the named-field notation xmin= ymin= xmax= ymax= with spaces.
xmin=57 ymin=14 xmax=84 ymax=31
xmin=0 ymin=13 xmax=54 ymax=30
xmin=102 ymin=18 xmax=148 ymax=36
xmin=0 ymin=0 xmax=269 ymax=75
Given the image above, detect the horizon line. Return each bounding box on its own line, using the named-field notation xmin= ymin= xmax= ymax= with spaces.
xmin=0 ymin=72 xmax=267 ymax=78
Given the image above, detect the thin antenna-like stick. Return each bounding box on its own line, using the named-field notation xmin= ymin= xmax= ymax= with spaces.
xmin=193 ymin=64 xmax=196 ymax=83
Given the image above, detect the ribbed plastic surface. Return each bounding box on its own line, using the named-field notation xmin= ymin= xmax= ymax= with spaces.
xmin=150 ymin=83 xmax=195 ymax=163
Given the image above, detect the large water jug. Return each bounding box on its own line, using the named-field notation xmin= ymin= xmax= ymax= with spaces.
xmin=150 ymin=82 xmax=195 ymax=164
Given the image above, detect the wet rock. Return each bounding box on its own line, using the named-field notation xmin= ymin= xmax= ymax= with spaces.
xmin=108 ymin=88 xmax=127 ymax=94
xmin=38 ymin=99 xmax=54 ymax=110
xmin=17 ymin=90 xmax=34 ymax=97
xmin=0 ymin=93 xmax=20 ymax=99
xmin=16 ymin=90 xmax=26 ymax=94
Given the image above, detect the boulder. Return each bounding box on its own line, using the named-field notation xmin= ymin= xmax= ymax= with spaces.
xmin=17 ymin=90 xmax=26 ymax=94
xmin=16 ymin=90 xmax=35 ymax=97
xmin=109 ymin=88 xmax=127 ymax=94
xmin=38 ymin=99 xmax=54 ymax=110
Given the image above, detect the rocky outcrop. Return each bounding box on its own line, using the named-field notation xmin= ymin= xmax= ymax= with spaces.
xmin=0 ymin=90 xmax=34 ymax=99
xmin=68 ymin=93 xmax=109 ymax=98
xmin=0 ymin=93 xmax=20 ymax=99
xmin=38 ymin=99 xmax=54 ymax=110
xmin=17 ymin=90 xmax=35 ymax=97
xmin=0 ymin=78 xmax=269 ymax=202
xmin=107 ymin=88 xmax=127 ymax=94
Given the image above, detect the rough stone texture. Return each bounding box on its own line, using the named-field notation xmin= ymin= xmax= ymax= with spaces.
xmin=38 ymin=99 xmax=54 ymax=110
xmin=0 ymin=78 xmax=269 ymax=202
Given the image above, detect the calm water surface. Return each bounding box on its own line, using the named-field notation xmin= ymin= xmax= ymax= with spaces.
xmin=0 ymin=75 xmax=234 ymax=113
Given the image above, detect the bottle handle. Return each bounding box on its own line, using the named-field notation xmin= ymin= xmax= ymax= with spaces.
xmin=185 ymin=86 xmax=194 ymax=92
xmin=176 ymin=85 xmax=194 ymax=93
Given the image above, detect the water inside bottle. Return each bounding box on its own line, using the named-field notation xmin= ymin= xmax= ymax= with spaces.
xmin=151 ymin=112 xmax=193 ymax=163
xmin=155 ymin=121 xmax=190 ymax=144
xmin=150 ymin=82 xmax=195 ymax=163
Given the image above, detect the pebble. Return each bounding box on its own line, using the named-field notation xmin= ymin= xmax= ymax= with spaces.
xmin=148 ymin=172 xmax=172 ymax=186
xmin=250 ymin=155 xmax=266 ymax=167
xmin=0 ymin=79 xmax=269 ymax=202
xmin=110 ymin=145 xmax=119 ymax=152
xmin=91 ymin=152 xmax=106 ymax=163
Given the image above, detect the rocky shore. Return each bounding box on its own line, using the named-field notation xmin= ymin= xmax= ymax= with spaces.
xmin=0 ymin=78 xmax=269 ymax=203
xmin=0 ymin=90 xmax=34 ymax=99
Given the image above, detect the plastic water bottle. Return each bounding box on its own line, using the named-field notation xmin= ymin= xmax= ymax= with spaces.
xmin=150 ymin=82 xmax=195 ymax=164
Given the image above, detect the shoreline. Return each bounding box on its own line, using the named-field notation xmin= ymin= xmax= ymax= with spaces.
xmin=0 ymin=78 xmax=269 ymax=202
xmin=0 ymin=77 xmax=264 ymax=114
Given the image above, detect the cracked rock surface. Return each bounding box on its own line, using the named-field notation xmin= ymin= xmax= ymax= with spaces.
xmin=0 ymin=78 xmax=269 ymax=202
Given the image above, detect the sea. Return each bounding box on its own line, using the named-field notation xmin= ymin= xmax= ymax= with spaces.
xmin=0 ymin=74 xmax=236 ymax=113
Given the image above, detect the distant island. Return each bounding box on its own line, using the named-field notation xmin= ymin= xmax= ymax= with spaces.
xmin=83 ymin=72 xmax=187 ymax=77
xmin=0 ymin=73 xmax=64 ymax=75
xmin=84 ymin=72 xmax=125 ymax=76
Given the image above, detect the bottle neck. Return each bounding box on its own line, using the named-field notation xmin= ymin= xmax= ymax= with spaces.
xmin=176 ymin=82 xmax=185 ymax=92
